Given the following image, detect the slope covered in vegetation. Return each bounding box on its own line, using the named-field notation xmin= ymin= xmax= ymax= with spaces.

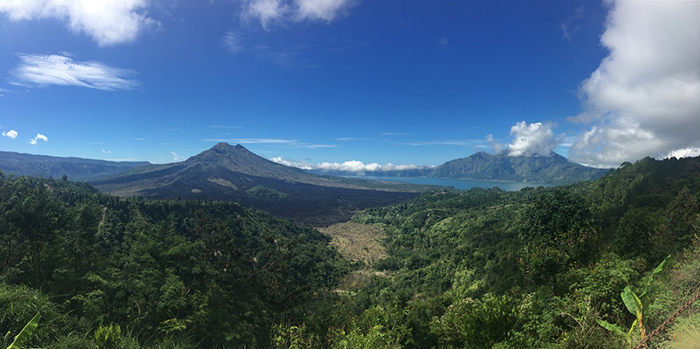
xmin=1 ymin=155 xmax=699 ymax=349
xmin=271 ymin=156 xmax=700 ymax=349
xmin=0 ymin=173 xmax=347 ymax=348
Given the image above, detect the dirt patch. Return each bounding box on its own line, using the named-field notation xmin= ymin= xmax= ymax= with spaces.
xmin=318 ymin=222 xmax=387 ymax=265
xmin=207 ymin=177 xmax=238 ymax=190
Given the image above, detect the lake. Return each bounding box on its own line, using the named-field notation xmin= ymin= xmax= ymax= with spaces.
xmin=356 ymin=176 xmax=556 ymax=191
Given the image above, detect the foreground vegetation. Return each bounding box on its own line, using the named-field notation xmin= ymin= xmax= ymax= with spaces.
xmin=1 ymin=156 xmax=699 ymax=348
xmin=0 ymin=173 xmax=347 ymax=348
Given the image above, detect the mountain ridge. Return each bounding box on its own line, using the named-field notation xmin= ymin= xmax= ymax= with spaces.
xmin=0 ymin=150 xmax=149 ymax=181
xmin=309 ymin=151 xmax=608 ymax=184
xmin=89 ymin=143 xmax=429 ymax=226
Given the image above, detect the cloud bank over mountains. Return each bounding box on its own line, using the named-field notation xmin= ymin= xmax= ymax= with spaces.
xmin=271 ymin=157 xmax=426 ymax=175
xmin=568 ymin=0 xmax=700 ymax=168
xmin=506 ymin=122 xmax=560 ymax=157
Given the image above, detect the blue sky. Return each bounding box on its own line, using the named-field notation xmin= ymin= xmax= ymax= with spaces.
xmin=1 ymin=0 xmax=699 ymax=169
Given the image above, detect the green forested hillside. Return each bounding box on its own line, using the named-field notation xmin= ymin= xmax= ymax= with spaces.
xmin=429 ymin=151 xmax=608 ymax=184
xmin=270 ymin=156 xmax=700 ymax=349
xmin=0 ymin=173 xmax=347 ymax=348
xmin=1 ymin=156 xmax=699 ymax=349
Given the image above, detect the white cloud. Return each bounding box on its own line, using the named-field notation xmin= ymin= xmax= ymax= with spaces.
xmin=271 ymin=157 xmax=426 ymax=175
xmin=204 ymin=138 xmax=336 ymax=148
xmin=102 ymin=149 xmax=111 ymax=154
xmin=171 ymin=151 xmax=180 ymax=161
xmin=666 ymin=147 xmax=700 ymax=160
xmin=506 ymin=121 xmax=560 ymax=157
xmin=242 ymin=0 xmax=354 ymax=28
xmin=29 ymin=133 xmax=48 ymax=145
xmin=12 ymin=53 xmax=140 ymax=90
xmin=295 ymin=0 xmax=353 ymax=21
xmin=2 ymin=130 xmax=18 ymax=139
xmin=0 ymin=0 xmax=157 ymax=46
xmin=486 ymin=134 xmax=503 ymax=154
xmin=401 ymin=140 xmax=475 ymax=146
xmin=206 ymin=138 xmax=295 ymax=144
xmin=569 ymin=0 xmax=700 ymax=168
xmin=222 ymin=31 xmax=244 ymax=54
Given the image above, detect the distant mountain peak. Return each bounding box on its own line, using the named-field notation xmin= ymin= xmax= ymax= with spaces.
xmin=208 ymin=142 xmax=248 ymax=152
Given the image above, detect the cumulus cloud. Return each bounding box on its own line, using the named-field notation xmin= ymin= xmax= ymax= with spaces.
xmin=12 ymin=53 xmax=140 ymax=90
xmin=242 ymin=0 xmax=354 ymax=28
xmin=2 ymin=130 xmax=18 ymax=139
xmin=0 ymin=0 xmax=157 ymax=46
xmin=29 ymin=133 xmax=48 ymax=145
xmin=506 ymin=121 xmax=560 ymax=157
xmin=271 ymin=157 xmax=426 ymax=174
xmin=569 ymin=0 xmax=700 ymax=168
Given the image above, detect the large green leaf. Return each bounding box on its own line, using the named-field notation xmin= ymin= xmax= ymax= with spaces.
xmin=621 ymin=286 xmax=640 ymax=315
xmin=596 ymin=319 xmax=627 ymax=338
xmin=642 ymin=255 xmax=671 ymax=296
xmin=6 ymin=312 xmax=41 ymax=349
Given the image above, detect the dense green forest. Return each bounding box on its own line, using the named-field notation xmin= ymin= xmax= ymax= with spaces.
xmin=0 ymin=173 xmax=347 ymax=348
xmin=2 ymin=156 xmax=700 ymax=348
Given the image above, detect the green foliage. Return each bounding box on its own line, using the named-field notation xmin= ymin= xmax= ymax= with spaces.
xmin=0 ymin=151 xmax=699 ymax=349
xmin=519 ymin=189 xmax=597 ymax=286
xmin=5 ymin=312 xmax=40 ymax=349
xmin=0 ymin=174 xmax=348 ymax=348
xmin=246 ymin=185 xmax=290 ymax=198
xmin=432 ymin=294 xmax=517 ymax=349
xmin=94 ymin=323 xmax=122 ymax=349
xmin=597 ymin=255 xmax=672 ymax=346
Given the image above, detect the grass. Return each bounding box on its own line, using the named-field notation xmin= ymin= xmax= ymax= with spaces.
xmin=318 ymin=222 xmax=388 ymax=265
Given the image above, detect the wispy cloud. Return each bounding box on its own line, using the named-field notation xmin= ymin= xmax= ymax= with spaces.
xmin=171 ymin=151 xmax=181 ymax=161
xmin=222 ymin=31 xmax=244 ymax=54
xmin=400 ymin=140 xmax=477 ymax=146
xmin=0 ymin=0 xmax=158 ymax=46
xmin=271 ymin=157 xmax=427 ymax=174
xmin=204 ymin=138 xmax=336 ymax=149
xmin=102 ymin=149 xmax=111 ymax=154
xmin=207 ymin=125 xmax=242 ymax=129
xmin=242 ymin=0 xmax=355 ymax=28
xmin=134 ymin=138 xmax=146 ymax=141
xmin=206 ymin=138 xmax=294 ymax=144
xmin=11 ymin=53 xmax=140 ymax=91
xmin=335 ymin=137 xmax=369 ymax=141
xmin=2 ymin=130 xmax=18 ymax=139
xmin=29 ymin=133 xmax=48 ymax=145
xmin=381 ymin=132 xmax=408 ymax=136
xmin=560 ymin=6 xmax=584 ymax=41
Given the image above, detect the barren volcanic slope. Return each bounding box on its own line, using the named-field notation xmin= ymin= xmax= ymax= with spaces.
xmin=91 ymin=143 xmax=423 ymax=226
